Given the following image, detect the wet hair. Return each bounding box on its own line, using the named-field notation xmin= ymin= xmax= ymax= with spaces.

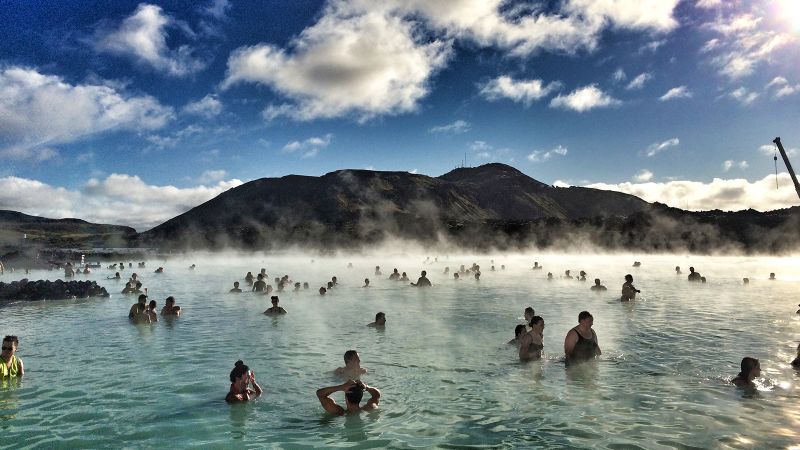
xmin=578 ymin=311 xmax=593 ymax=322
xmin=271 ymin=296 xmax=279 ymax=304
xmin=229 ymin=360 xmax=250 ymax=382
xmin=148 ymin=300 xmax=156 ymax=309
xmin=737 ymin=357 xmax=759 ymax=379
xmin=624 ymin=274 xmax=633 ymax=282
xmin=514 ymin=324 xmax=526 ymax=338
xmin=344 ymin=350 xmax=358 ymax=364
xmin=345 ymin=383 xmax=364 ymax=404
xmin=375 ymin=312 xmax=385 ymax=320
xmin=2 ymin=335 xmax=18 ymax=345
xmin=524 ymin=307 xmax=534 ymax=315
xmin=138 ymin=294 xmax=147 ymax=303
xmin=529 ymin=316 xmax=544 ymax=327
xmin=166 ymin=296 xmax=175 ymax=304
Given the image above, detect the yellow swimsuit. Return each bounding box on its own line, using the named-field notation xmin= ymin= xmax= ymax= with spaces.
xmin=0 ymin=355 xmax=20 ymax=377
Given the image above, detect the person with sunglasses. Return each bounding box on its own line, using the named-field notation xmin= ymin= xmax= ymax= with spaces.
xmin=1 ymin=336 xmax=24 ymax=377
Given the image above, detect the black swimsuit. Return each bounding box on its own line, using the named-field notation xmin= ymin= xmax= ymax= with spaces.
xmin=569 ymin=327 xmax=598 ymax=362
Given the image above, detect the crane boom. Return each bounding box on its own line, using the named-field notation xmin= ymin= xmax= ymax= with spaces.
xmin=773 ymin=137 xmax=800 ymax=203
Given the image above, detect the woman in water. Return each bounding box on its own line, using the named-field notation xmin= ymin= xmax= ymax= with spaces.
xmin=226 ymin=360 xmax=263 ymax=403
xmin=519 ymin=316 xmax=545 ymax=360
xmin=731 ymin=357 xmax=760 ymax=388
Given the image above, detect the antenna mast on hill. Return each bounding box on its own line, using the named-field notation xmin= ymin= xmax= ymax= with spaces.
xmin=773 ymin=137 xmax=800 ymax=203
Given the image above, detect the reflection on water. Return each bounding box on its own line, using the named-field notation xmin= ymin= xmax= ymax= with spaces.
xmin=1 ymin=253 xmax=799 ymax=447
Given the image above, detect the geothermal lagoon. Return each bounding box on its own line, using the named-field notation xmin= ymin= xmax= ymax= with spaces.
xmin=1 ymin=253 xmax=799 ymax=448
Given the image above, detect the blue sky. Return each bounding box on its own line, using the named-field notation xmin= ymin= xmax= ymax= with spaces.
xmin=1 ymin=0 xmax=799 ymax=230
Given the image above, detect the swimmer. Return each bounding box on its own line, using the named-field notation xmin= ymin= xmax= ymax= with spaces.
xmin=121 ymin=282 xmax=135 ymax=294
xmin=264 ymin=296 xmax=287 ymax=315
xmin=334 ymin=350 xmax=368 ymax=378
xmin=769 ymin=272 xmax=776 ymax=280
xmin=700 ymin=276 xmax=706 ymax=283
xmin=83 ymin=265 xmax=91 ymax=274
xmin=303 ymin=282 xmax=309 ymax=290
xmin=245 ymin=272 xmax=254 ymax=285
xmin=564 ymin=311 xmax=601 ymax=363
xmin=1 ymin=336 xmax=24 ymax=377
xmin=621 ymin=274 xmax=639 ymax=301
xmin=444 ymin=267 xmax=450 ymax=274
xmin=501 ymin=265 xmax=505 ymax=270
xmin=147 ymin=300 xmax=158 ymax=322
xmin=154 ymin=267 xmax=164 ymax=273
xmin=367 ymin=312 xmax=385 ymax=328
xmin=564 ymin=270 xmax=572 ymax=279
xmin=578 ymin=270 xmax=586 ymax=281
xmin=260 ymin=268 xmax=267 ymax=277
xmin=532 ymin=261 xmax=542 ymax=270
xmin=453 ymin=273 xmax=460 ymax=280
xmin=687 ymin=266 xmax=701 ymax=282
xmin=331 ymin=276 xmax=338 ymax=286
xmin=133 ymin=281 xmax=143 ymax=294
xmin=675 ymin=266 xmax=681 ymax=275
xmin=547 ymin=272 xmax=553 ymax=280
xmin=188 ymin=264 xmax=196 ymax=270
xmin=316 ymin=379 xmax=380 ymax=415
xmin=363 ymin=278 xmax=370 ymax=288
xmin=474 ymin=272 xmax=480 ymax=281
xmin=375 ymin=266 xmax=382 ymax=276
xmin=294 ymin=282 xmax=301 ymax=291
xmin=590 ymin=278 xmax=607 ymax=291
xmin=253 ymin=274 xmax=267 ymax=292
xmin=508 ymin=324 xmax=526 ymax=346
xmin=319 ymin=287 xmax=327 ymax=296
xmin=524 ymin=307 xmax=535 ymax=325
xmin=633 ymin=261 xmax=641 ymax=267
xmin=225 ymin=360 xmax=263 ymax=403
xmin=64 ymin=263 xmax=75 ymax=278
xmin=411 ymin=271 xmax=431 ymax=287
xmin=327 ymin=281 xmax=334 ymax=290
xmin=791 ymin=343 xmax=800 ymax=368
xmin=519 ymin=316 xmax=544 ymax=361
xmin=491 ymin=266 xmax=496 ymax=271
xmin=108 ymin=272 xmax=121 ymax=280
xmin=129 ymin=293 xmax=147 ymax=318
xmin=400 ymin=272 xmax=409 ymax=282
xmin=731 ymin=357 xmax=760 ymax=388
xmin=230 ymin=282 xmax=242 ymax=293
xmin=161 ymin=296 xmax=181 ymax=316
xmin=389 ymin=269 xmax=400 ymax=281
xmin=129 ymin=294 xmax=151 ymax=323
xmin=743 ymin=278 xmax=750 ymax=285
xmin=797 ymin=304 xmax=800 ymax=314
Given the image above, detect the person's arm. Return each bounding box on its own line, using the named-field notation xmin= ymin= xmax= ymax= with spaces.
xmin=518 ymin=333 xmax=532 ymax=360
xmin=18 ymin=357 xmax=24 ymax=376
xmin=564 ymin=329 xmax=577 ymax=358
xmin=250 ymin=371 xmax=263 ymax=397
xmin=316 ymin=381 xmax=349 ymax=415
xmin=593 ymin=330 xmax=602 ymax=355
xmin=128 ymin=305 xmax=137 ymax=318
xmin=362 ymin=383 xmax=381 ymax=410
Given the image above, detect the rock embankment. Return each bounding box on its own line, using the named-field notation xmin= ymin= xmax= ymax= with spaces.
xmin=0 ymin=279 xmax=109 ymax=301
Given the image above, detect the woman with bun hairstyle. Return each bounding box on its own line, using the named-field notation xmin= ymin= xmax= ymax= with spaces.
xmin=226 ymin=360 xmax=263 ymax=403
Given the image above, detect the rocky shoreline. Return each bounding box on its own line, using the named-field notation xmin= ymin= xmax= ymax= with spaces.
xmin=0 ymin=279 xmax=110 ymax=301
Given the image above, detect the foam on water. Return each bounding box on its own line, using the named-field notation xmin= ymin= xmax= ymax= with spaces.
xmin=1 ymin=253 xmax=799 ymax=448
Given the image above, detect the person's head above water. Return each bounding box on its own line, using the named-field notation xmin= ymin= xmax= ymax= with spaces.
xmin=271 ymin=296 xmax=279 ymax=305
xmin=344 ymin=380 xmax=365 ymax=405
xmin=421 ymin=270 xmax=427 ymax=277
xmin=594 ymin=278 xmax=601 ymax=285
xmin=524 ymin=307 xmax=534 ymax=321
xmin=343 ymin=350 xmax=360 ymax=366
xmin=375 ymin=312 xmax=385 ymax=324
xmin=514 ymin=324 xmax=526 ymax=339
xmin=229 ymin=360 xmax=250 ymax=383
xmin=578 ymin=311 xmax=593 ymax=326
xmin=624 ymin=274 xmax=633 ymax=283
xmin=737 ymin=357 xmax=760 ymax=381
xmin=319 ymin=287 xmax=326 ymax=295
xmin=689 ymin=266 xmax=695 ymax=273
xmin=138 ymin=294 xmax=147 ymax=305
xmin=529 ymin=315 xmax=544 ymax=330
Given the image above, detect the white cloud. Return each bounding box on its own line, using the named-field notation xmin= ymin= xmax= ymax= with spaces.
xmin=612 ymin=68 xmax=627 ymax=82
xmin=586 ymin=172 xmax=799 ymax=212
xmin=0 ymin=66 xmax=173 ymax=161
xmin=765 ymin=76 xmax=799 ymax=98
xmin=479 ymin=76 xmax=561 ymax=105
xmin=638 ymin=39 xmax=666 ymax=54
xmin=699 ymin=38 xmax=720 ymax=53
xmin=198 ymin=169 xmax=228 ymax=183
xmin=645 ymin=137 xmax=679 ymax=157
xmin=625 ymin=72 xmax=652 ymax=90
xmin=728 ymin=87 xmax=758 ymax=105
xmin=563 ymin=0 xmax=679 ymax=31
xmin=204 ymin=0 xmax=231 ymax=19
xmin=0 ymin=174 xmax=243 ymax=231
xmin=527 ymin=145 xmax=568 ymax=162
xmin=696 ymin=0 xmax=722 ymax=8
xmin=722 ymin=160 xmax=748 ymax=172
xmin=549 ymin=85 xmax=621 ymax=112
xmin=145 ymin=124 xmax=203 ymax=149
xmin=633 ymin=169 xmax=653 ymax=182
xmin=760 ymin=144 xmax=798 ymax=157
xmin=659 ymin=86 xmax=692 ymax=101
xmin=93 ymin=3 xmax=205 ymax=76
xmin=429 ymin=120 xmax=471 ymax=134
xmin=282 ymin=134 xmax=333 ymax=158
xmin=182 ymin=94 xmax=222 ymax=118
xmin=468 ymin=140 xmax=510 ymax=162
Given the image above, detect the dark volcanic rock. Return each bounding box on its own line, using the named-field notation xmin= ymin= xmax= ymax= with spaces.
xmin=0 ymin=279 xmax=110 ymax=301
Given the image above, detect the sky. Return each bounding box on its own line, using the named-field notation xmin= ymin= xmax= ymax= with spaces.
xmin=1 ymin=0 xmax=799 ymax=231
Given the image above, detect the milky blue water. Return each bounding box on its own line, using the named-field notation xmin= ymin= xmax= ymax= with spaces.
xmin=1 ymin=253 xmax=799 ymax=449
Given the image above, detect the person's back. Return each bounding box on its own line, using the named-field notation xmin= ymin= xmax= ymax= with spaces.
xmin=412 ymin=271 xmax=431 ymax=287
xmin=591 ymin=279 xmax=607 ymax=291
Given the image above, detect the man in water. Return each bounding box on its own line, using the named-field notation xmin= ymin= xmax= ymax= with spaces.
xmin=508 ymin=324 xmax=526 ymax=346
xmin=687 ymin=267 xmax=702 ymax=282
xmin=316 ymin=379 xmax=380 ymax=415
xmin=264 ymin=296 xmax=287 ymax=315
xmin=161 ymin=296 xmax=181 ymax=316
xmin=621 ymin=274 xmax=639 ymax=301
xmin=524 ymin=307 xmax=535 ymax=325
xmin=532 ymin=261 xmax=542 ymax=270
xmin=564 ymin=311 xmax=601 ymax=363
xmin=230 ymin=282 xmax=242 ymax=293
xmin=675 ymin=266 xmax=681 ymax=275
xmin=252 ymin=274 xmax=267 ymax=292
xmin=769 ymin=272 xmax=776 ymax=280
xmin=129 ymin=294 xmax=148 ymax=319
xmin=367 ymin=312 xmax=385 ymax=328
xmin=564 ymin=270 xmax=573 ymax=279
xmin=226 ymin=360 xmax=263 ymax=403
xmin=319 ymin=287 xmax=326 ymax=296
xmin=411 ymin=270 xmax=431 ymax=287
xmin=389 ymin=269 xmax=400 ymax=280
xmin=1 ymin=335 xmax=24 ymax=377
xmin=362 ymin=278 xmax=370 ymax=288
xmin=334 ymin=350 xmax=368 ymax=378
xmin=591 ymin=279 xmax=607 ymax=291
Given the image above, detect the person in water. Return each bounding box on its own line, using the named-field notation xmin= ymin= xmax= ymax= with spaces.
xmin=230 ymin=282 xmax=242 ymax=293
xmin=524 ymin=307 xmax=535 ymax=325
xmin=547 ymin=272 xmax=553 ymax=280
xmin=519 ymin=316 xmax=545 ymax=361
xmin=319 ymin=287 xmax=327 ymax=296
xmin=362 ymin=278 xmax=370 ymax=288
xmin=578 ymin=270 xmax=587 ymax=281
xmin=334 ymin=350 xmax=368 ymax=378
xmin=731 ymin=357 xmax=760 ymax=388
xmin=316 ymin=379 xmax=380 ymax=415
xmin=508 ymin=324 xmax=526 ymax=346
xmin=389 ymin=269 xmax=400 ymax=281
xmin=400 ymin=272 xmax=410 ymax=282
xmin=564 ymin=270 xmax=572 ymax=279
xmin=130 ymin=303 xmax=151 ymax=324
xmin=591 ymin=278 xmax=607 ymax=291
xmin=367 ymin=312 xmax=385 ymax=328
xmin=687 ymin=267 xmax=702 ymax=282
xmin=226 ymin=360 xmax=263 ymax=403
xmin=675 ymin=266 xmax=681 ymax=275
xmin=1 ymin=336 xmax=24 ymax=378
xmin=253 ymin=274 xmax=267 ymax=292
xmin=108 ymin=272 xmax=121 ymax=280
xmin=245 ymin=272 xmax=254 ymax=285
xmin=121 ymin=282 xmax=135 ymax=294
xmin=621 ymin=274 xmax=639 ymax=301
xmin=791 ymin=343 xmax=800 ymax=368
xmin=129 ymin=294 xmax=148 ymax=319
xmin=411 ymin=270 xmax=431 ymax=287
xmin=564 ymin=311 xmax=601 ymax=363
xmin=161 ymin=296 xmax=181 ymax=316
xmin=154 ymin=267 xmax=164 ymax=274
xmin=769 ymin=272 xmax=776 ymax=280
xmin=743 ymin=278 xmax=750 ymax=285
xmin=147 ymin=300 xmax=158 ymax=322
xmin=374 ymin=266 xmax=382 ymax=276
xmin=264 ymin=296 xmax=287 ymax=315
xmin=453 ymin=273 xmax=460 ymax=280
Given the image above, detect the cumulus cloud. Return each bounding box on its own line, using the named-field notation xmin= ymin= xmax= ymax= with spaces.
xmin=182 ymin=94 xmax=222 ymax=118
xmin=765 ymin=76 xmax=799 ymax=98
xmin=469 ymin=140 xmax=510 ymax=162
xmin=0 ymin=66 xmax=173 ymax=161
xmin=479 ymin=75 xmax=561 ymax=105
xmin=645 ymin=137 xmax=679 ymax=157
xmin=638 ymin=39 xmax=666 ymax=54
xmin=760 ymin=144 xmax=798 ymax=157
xmin=429 ymin=120 xmax=470 ymax=134
xmin=722 ymin=160 xmax=748 ymax=172
xmin=93 ymin=3 xmax=206 ymax=76
xmin=612 ymin=68 xmax=627 ymax=82
xmin=586 ymin=172 xmax=799 ymax=212
xmin=633 ymin=169 xmax=653 ymax=182
xmin=549 ymin=85 xmax=621 ymax=112
xmin=625 ymin=72 xmax=652 ymax=90
xmin=282 ymin=134 xmax=332 ymax=158
xmin=527 ymin=145 xmax=567 ymax=162
xmin=198 ymin=169 xmax=228 ymax=183
xmin=659 ymin=86 xmax=692 ymax=101
xmin=0 ymin=174 xmax=243 ymax=231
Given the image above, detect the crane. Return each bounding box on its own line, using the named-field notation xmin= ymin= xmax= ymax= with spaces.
xmin=773 ymin=137 xmax=800 ymax=203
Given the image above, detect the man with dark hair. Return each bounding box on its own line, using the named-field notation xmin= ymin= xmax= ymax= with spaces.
xmin=1 ymin=335 xmax=24 ymax=377
xmin=411 ymin=270 xmax=431 ymax=287
xmin=264 ymin=296 xmax=287 ymax=315
xmin=316 ymin=379 xmax=380 ymax=415
xmin=334 ymin=350 xmax=368 ymax=378
xmin=161 ymin=296 xmax=181 ymax=316
xmin=252 ymin=274 xmax=267 ymax=292
xmin=564 ymin=311 xmax=601 ymax=363
xmin=367 ymin=312 xmax=385 ymax=327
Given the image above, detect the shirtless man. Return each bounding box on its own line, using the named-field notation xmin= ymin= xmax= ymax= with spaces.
xmin=160 ymin=296 xmax=181 ymax=316
xmin=316 ymin=379 xmax=380 ymax=415
xmin=411 ymin=270 xmax=431 ymax=287
xmin=367 ymin=312 xmax=385 ymax=328
xmin=263 ymin=296 xmax=287 ymax=315
xmin=230 ymin=282 xmax=242 ymax=293
xmin=591 ymin=278 xmax=607 ymax=291
xmin=253 ymin=274 xmax=267 ymax=292
xmin=334 ymin=350 xmax=368 ymax=378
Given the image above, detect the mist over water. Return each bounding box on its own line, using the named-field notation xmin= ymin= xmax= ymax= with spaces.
xmin=2 ymin=252 xmax=800 ymax=447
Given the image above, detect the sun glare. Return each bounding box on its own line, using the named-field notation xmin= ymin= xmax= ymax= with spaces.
xmin=777 ymin=0 xmax=800 ymax=31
